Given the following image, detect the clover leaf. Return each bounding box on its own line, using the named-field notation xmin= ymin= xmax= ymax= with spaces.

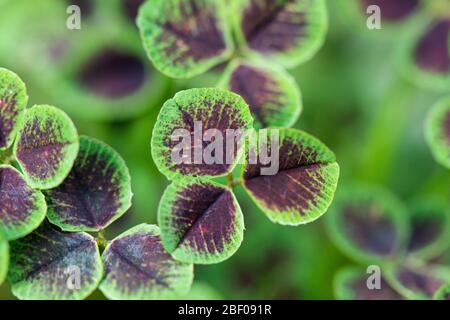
xmin=158 ymin=178 xmax=244 ymax=264
xmin=137 ymin=0 xmax=234 ymax=78
xmin=327 ymin=185 xmax=450 ymax=300
xmin=232 ymin=0 xmax=328 ymax=68
xmin=14 ymin=105 xmax=79 ymax=190
xmin=151 ymin=88 xmax=253 ymax=180
xmin=407 ymin=198 xmax=450 ymax=260
xmin=99 ymin=224 xmax=194 ymax=300
xmin=152 ymin=88 xmax=339 ymax=264
xmin=219 ymin=59 xmax=302 ymax=129
xmin=0 ymin=165 xmax=46 ymax=240
xmin=45 ymin=136 xmax=133 ymax=232
xmin=137 ymin=0 xmax=328 ymax=78
xmin=326 ymin=185 xmax=409 ymax=264
xmin=7 ymin=221 xmax=103 ymax=300
xmin=0 ymin=68 xmax=28 ymax=151
xmin=334 ymin=266 xmax=403 ymax=300
xmin=385 ymin=264 xmax=450 ymax=300
xmin=242 ymin=128 xmax=339 ymax=225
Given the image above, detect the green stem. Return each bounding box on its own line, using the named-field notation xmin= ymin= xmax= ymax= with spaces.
xmin=96 ymin=231 xmax=108 ymax=253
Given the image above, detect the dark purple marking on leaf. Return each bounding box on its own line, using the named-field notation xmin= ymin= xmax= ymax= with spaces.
xmin=348 ymin=274 xmax=402 ymax=300
xmin=8 ymin=221 xmax=101 ymax=299
xmin=45 ymin=140 xmax=124 ymax=231
xmin=159 ymin=0 xmax=227 ymax=64
xmin=230 ymin=65 xmax=282 ymax=127
xmin=102 ymin=228 xmax=183 ymax=293
xmin=77 ymin=49 xmax=146 ymax=98
xmin=171 ymin=183 xmax=237 ymax=254
xmin=15 ymin=121 xmax=68 ymax=181
xmin=0 ymin=167 xmax=39 ymax=230
xmin=163 ymin=100 xmax=248 ymax=177
xmin=341 ymin=203 xmax=397 ymax=256
xmin=244 ymin=138 xmax=325 ymax=213
xmin=396 ymin=266 xmax=445 ymax=298
xmin=360 ymin=0 xmax=418 ymax=22
xmin=414 ymin=20 xmax=450 ymax=74
xmin=241 ymin=0 xmax=307 ymax=54
xmin=0 ymin=93 xmax=18 ymax=149
xmin=408 ymin=215 xmax=443 ymax=252
xmin=122 ymin=0 xmax=145 ymax=21
xmin=444 ymin=111 xmax=450 ymax=144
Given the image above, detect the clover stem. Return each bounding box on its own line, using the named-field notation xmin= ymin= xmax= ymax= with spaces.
xmin=96 ymin=231 xmax=108 ymax=253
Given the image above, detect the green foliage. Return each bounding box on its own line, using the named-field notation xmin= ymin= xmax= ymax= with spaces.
xmin=0 ymin=0 xmax=167 ymax=121
xmin=153 ymin=88 xmax=339 ymax=264
xmin=138 ymin=0 xmax=328 ymax=130
xmin=1 ymin=67 xmax=179 ymax=300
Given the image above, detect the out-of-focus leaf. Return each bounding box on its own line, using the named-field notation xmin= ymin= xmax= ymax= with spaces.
xmin=407 ymin=198 xmax=450 ymax=260
xmin=334 ymin=267 xmax=403 ymax=300
xmin=326 ymin=185 xmax=409 ymax=263
xmin=426 ymin=97 xmax=450 ymax=168
xmin=232 ymin=0 xmax=328 ymax=68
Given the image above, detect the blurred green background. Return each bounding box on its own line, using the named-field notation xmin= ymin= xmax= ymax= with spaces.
xmin=0 ymin=0 xmax=449 ymax=300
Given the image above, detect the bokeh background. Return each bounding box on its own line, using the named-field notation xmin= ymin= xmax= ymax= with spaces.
xmin=0 ymin=0 xmax=449 ymax=299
